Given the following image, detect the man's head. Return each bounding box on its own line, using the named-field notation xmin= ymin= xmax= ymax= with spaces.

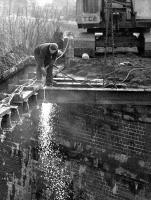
xmin=49 ymin=43 xmax=58 ymax=54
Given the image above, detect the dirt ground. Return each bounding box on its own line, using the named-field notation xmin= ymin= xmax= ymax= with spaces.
xmin=1 ymin=47 xmax=151 ymax=89
xmin=63 ymin=53 xmax=151 ymax=88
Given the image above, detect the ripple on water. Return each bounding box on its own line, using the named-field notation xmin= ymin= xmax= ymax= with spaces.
xmin=38 ymin=103 xmax=71 ymax=199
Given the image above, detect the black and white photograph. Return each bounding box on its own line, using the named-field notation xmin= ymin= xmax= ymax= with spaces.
xmin=0 ymin=0 xmax=151 ymax=199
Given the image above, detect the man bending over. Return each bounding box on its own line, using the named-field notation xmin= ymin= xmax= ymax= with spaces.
xmin=34 ymin=43 xmax=62 ymax=86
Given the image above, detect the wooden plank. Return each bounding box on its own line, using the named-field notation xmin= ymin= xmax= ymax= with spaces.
xmin=12 ymin=91 xmax=34 ymax=104
xmin=54 ymin=77 xmax=103 ymax=83
xmin=54 ymin=82 xmax=103 ymax=88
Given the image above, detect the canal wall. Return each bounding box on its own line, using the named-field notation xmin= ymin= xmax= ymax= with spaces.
xmin=0 ymin=56 xmax=35 ymax=83
xmin=54 ymin=104 xmax=151 ymax=200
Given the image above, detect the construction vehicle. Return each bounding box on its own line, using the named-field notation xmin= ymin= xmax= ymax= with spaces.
xmin=74 ymin=0 xmax=151 ymax=56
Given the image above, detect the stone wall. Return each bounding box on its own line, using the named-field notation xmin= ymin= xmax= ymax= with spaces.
xmin=1 ymin=96 xmax=151 ymax=199
xmin=54 ymin=104 xmax=151 ymax=200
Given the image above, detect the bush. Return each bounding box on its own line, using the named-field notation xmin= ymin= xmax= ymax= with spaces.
xmin=0 ymin=5 xmax=77 ymax=56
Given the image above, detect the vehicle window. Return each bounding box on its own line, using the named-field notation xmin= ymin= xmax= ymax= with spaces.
xmin=83 ymin=0 xmax=98 ymax=13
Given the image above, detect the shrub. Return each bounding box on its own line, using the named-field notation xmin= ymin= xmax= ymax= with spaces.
xmin=0 ymin=5 xmax=77 ymax=56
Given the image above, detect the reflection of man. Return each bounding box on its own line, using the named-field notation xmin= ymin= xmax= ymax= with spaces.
xmin=34 ymin=43 xmax=62 ymax=86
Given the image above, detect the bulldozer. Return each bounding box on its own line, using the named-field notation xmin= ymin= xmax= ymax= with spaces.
xmin=74 ymin=0 xmax=151 ymax=57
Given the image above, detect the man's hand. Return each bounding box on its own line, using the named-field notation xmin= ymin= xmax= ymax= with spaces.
xmin=58 ymin=50 xmax=63 ymax=57
xmin=41 ymin=67 xmax=47 ymax=76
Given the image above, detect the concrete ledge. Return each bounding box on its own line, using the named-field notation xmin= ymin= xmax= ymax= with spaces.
xmin=11 ymin=91 xmax=35 ymax=104
xmin=39 ymin=87 xmax=151 ymax=105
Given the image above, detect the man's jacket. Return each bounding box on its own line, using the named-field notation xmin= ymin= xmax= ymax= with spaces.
xmin=34 ymin=43 xmax=62 ymax=67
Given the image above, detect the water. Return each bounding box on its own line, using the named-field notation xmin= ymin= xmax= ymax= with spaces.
xmin=36 ymin=103 xmax=151 ymax=199
xmin=38 ymin=103 xmax=71 ymax=199
xmin=0 ymin=100 xmax=151 ymax=199
xmin=0 ymin=67 xmax=151 ymax=199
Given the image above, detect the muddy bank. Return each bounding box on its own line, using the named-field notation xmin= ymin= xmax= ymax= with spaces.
xmin=63 ymin=54 xmax=151 ymax=88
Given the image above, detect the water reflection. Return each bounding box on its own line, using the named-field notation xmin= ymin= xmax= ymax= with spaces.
xmin=1 ymin=99 xmax=150 ymax=199
xmin=39 ymin=103 xmax=71 ymax=199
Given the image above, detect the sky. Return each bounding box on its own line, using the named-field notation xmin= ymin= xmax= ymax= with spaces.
xmin=36 ymin=0 xmax=52 ymax=7
xmin=135 ymin=0 xmax=151 ymax=19
xmin=35 ymin=0 xmax=76 ymax=7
